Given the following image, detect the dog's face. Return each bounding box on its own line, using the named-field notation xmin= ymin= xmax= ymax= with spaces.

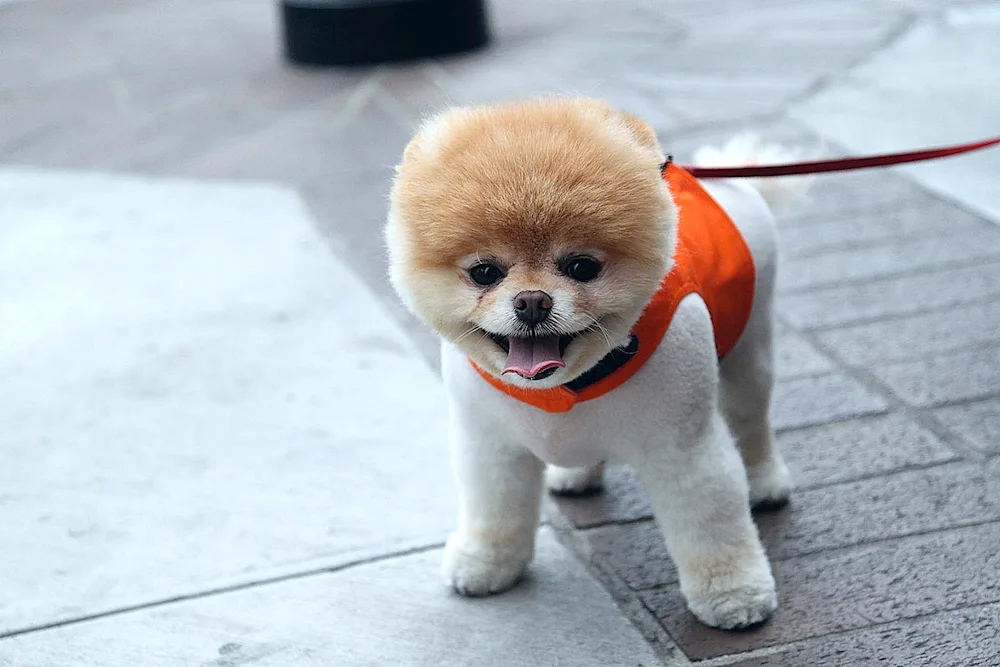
xmin=386 ymin=98 xmax=678 ymax=388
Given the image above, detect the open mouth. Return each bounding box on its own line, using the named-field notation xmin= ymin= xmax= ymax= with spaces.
xmin=488 ymin=332 xmax=579 ymax=381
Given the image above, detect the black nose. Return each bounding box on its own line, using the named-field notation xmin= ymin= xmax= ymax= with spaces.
xmin=513 ymin=290 xmax=553 ymax=326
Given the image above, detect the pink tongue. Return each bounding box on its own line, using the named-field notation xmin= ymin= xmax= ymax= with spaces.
xmin=502 ymin=335 xmax=565 ymax=378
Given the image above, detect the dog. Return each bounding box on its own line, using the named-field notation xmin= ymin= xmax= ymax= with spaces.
xmin=384 ymin=97 xmax=808 ymax=629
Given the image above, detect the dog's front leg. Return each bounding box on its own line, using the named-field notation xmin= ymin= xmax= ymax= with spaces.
xmin=442 ymin=414 xmax=544 ymax=596
xmin=634 ymin=404 xmax=777 ymax=630
xmin=629 ymin=296 xmax=777 ymax=630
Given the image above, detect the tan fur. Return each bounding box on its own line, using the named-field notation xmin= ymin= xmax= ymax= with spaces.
xmin=387 ymin=97 xmax=678 ymax=384
xmin=394 ymin=98 xmax=668 ymax=266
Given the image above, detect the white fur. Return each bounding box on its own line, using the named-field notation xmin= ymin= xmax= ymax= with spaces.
xmin=546 ymin=462 xmax=605 ymax=495
xmin=432 ymin=167 xmax=802 ymax=630
xmin=693 ymin=133 xmax=817 ymax=215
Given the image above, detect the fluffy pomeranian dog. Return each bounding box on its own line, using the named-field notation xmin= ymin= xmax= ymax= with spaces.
xmin=385 ymin=97 xmax=807 ymax=630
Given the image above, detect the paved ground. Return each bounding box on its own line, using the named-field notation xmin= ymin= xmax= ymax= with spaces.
xmin=1 ymin=0 xmax=998 ymax=665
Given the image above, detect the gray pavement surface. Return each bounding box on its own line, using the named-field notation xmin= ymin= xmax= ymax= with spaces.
xmin=0 ymin=530 xmax=662 ymax=667
xmin=792 ymin=2 xmax=1000 ymax=221
xmin=2 ymin=0 xmax=999 ymax=665
xmin=0 ymin=170 xmax=456 ymax=634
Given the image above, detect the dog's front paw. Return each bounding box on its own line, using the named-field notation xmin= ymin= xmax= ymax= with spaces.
xmin=442 ymin=532 xmax=531 ymax=596
xmin=546 ymin=464 xmax=605 ymax=496
xmin=747 ymin=458 xmax=793 ymax=511
xmin=683 ymin=566 xmax=777 ymax=630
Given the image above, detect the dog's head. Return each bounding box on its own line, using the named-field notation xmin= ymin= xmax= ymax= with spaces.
xmin=385 ymin=98 xmax=678 ymax=388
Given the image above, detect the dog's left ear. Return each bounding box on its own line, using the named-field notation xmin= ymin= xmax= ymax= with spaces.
xmin=613 ymin=110 xmax=662 ymax=154
xmin=566 ymin=98 xmax=662 ymax=155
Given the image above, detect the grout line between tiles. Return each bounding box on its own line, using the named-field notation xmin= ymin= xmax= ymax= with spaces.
xmin=0 ymin=541 xmax=443 ymax=641
xmin=689 ymin=597 xmax=1000 ymax=666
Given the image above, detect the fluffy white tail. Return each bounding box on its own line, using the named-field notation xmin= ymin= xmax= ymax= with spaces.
xmin=692 ymin=134 xmax=818 ymax=215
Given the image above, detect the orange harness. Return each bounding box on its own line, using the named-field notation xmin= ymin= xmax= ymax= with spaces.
xmin=472 ymin=162 xmax=756 ymax=413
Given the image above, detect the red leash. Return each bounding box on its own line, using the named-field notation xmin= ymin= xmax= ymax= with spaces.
xmin=681 ymin=135 xmax=1000 ymax=178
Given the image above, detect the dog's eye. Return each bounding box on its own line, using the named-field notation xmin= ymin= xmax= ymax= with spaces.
xmin=562 ymin=256 xmax=602 ymax=282
xmin=469 ymin=263 xmax=505 ymax=287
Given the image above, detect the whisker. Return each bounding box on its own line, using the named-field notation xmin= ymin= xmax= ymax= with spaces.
xmin=580 ymin=310 xmax=615 ymax=348
xmin=454 ymin=326 xmax=485 ymax=345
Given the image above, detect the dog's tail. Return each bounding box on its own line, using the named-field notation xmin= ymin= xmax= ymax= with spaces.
xmin=692 ymin=134 xmax=818 ymax=215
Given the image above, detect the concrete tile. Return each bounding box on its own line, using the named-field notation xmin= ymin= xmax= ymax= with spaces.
xmin=184 ymin=92 xmax=409 ymax=310
xmin=726 ymin=603 xmax=1000 ymax=667
xmin=882 ymin=0 xmax=991 ymax=9
xmin=778 ymin=413 xmax=957 ymax=488
xmin=777 ymin=199 xmax=988 ymax=258
xmin=772 ymin=374 xmax=889 ymax=431
xmin=652 ymin=0 xmax=905 ymax=78
xmin=871 ymin=346 xmax=1000 ymax=407
xmin=0 ymin=0 xmax=291 ymax=160
xmin=774 ymin=332 xmax=836 ymax=380
xmin=779 ymin=260 xmax=1000 ymax=330
xmin=437 ymin=29 xmax=690 ymax=132
xmin=303 ymin=167 xmax=401 ymax=318
xmin=94 ymin=105 xmax=293 ymax=175
xmin=483 ymin=0 xmax=683 ymax=41
xmin=624 ymin=70 xmax=810 ymax=127
xmin=587 ymin=521 xmax=674 ymax=592
xmin=0 ymin=71 xmax=126 ymax=156
xmin=552 ymin=465 xmax=649 ymax=529
xmin=429 ymin=0 xmax=687 ymax=128
xmin=379 ymin=64 xmax=455 ymax=125
xmin=185 ymin=90 xmax=407 ymax=183
xmin=0 ymin=169 xmax=456 ymax=634
xmin=421 ymin=0 xmax=903 ymax=133
xmin=0 ymin=0 xmax=373 ymax=172
xmin=817 ymin=300 xmax=1000 ymax=366
xmin=777 ymin=231 xmax=1000 ymax=293
xmin=0 ymin=0 xmax=275 ymax=95
xmin=652 ymin=37 xmax=868 ymax=80
xmin=0 ymin=9 xmax=112 ymax=93
xmin=101 ymin=69 xmax=368 ymax=174
xmin=663 ymin=0 xmax=813 ymax=20
xmin=756 ymin=462 xmax=1000 ymax=561
xmin=320 ymin=91 xmax=416 ymax=176
xmin=792 ymin=5 xmax=1000 ymax=222
xmin=0 ymin=530 xmax=667 ymax=667
xmin=779 ymin=171 xmax=938 ymax=226
xmin=933 ymin=399 xmax=1000 ymax=455
xmin=587 ymin=462 xmax=1000 ymax=592
xmin=2 ymin=75 xmax=363 ymax=176
xmin=642 ymin=522 xmax=1000 ymax=659
xmin=563 ymin=413 xmax=957 ymax=531
xmin=677 ymin=0 xmax=903 ymax=35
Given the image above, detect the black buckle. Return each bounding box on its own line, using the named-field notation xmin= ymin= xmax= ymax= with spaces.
xmin=659 ymin=154 xmax=673 ymax=176
xmin=564 ymin=335 xmax=640 ymax=393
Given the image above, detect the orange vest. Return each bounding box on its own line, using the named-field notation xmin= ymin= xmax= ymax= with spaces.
xmin=472 ymin=162 xmax=756 ymax=413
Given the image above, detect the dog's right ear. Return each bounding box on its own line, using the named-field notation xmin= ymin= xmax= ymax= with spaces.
xmin=403 ymin=107 xmax=470 ymax=165
xmin=401 ymin=126 xmax=431 ymax=164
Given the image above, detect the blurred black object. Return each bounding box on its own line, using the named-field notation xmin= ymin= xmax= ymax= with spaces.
xmin=281 ymin=0 xmax=490 ymax=66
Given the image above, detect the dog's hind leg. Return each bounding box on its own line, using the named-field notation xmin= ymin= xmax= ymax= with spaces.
xmin=719 ymin=310 xmax=792 ymax=510
xmin=545 ymin=462 xmax=605 ymax=495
